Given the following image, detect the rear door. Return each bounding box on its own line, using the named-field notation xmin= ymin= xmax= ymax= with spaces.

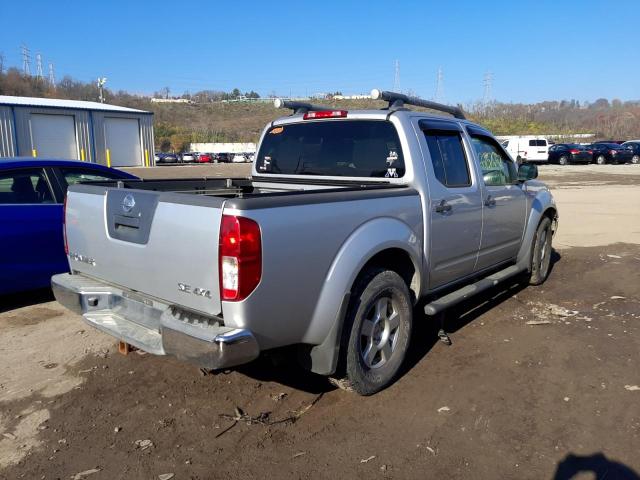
xmin=0 ymin=167 xmax=63 ymax=293
xmin=467 ymin=129 xmax=527 ymax=270
xmin=418 ymin=120 xmax=483 ymax=289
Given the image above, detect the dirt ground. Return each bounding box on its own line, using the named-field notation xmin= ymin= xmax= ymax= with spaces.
xmin=1 ymin=164 xmax=639 ymax=480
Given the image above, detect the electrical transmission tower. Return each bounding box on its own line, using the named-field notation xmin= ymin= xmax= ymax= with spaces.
xmin=483 ymin=71 xmax=493 ymax=105
xmin=35 ymin=53 xmax=44 ymax=81
xmin=393 ymin=60 xmax=400 ymax=92
xmin=433 ymin=67 xmax=445 ymax=104
xmin=48 ymin=63 xmax=56 ymax=86
xmin=21 ymin=45 xmax=31 ymax=76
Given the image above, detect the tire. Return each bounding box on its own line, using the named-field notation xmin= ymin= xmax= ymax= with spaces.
xmin=332 ymin=268 xmax=413 ymax=396
xmin=632 ymin=155 xmax=640 ymax=164
xmin=596 ymin=155 xmax=606 ymax=165
xmin=558 ymin=156 xmax=569 ymax=166
xmin=529 ymin=217 xmax=553 ymax=286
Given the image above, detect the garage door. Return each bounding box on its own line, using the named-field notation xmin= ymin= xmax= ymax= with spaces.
xmin=104 ymin=117 xmax=142 ymax=167
xmin=30 ymin=114 xmax=78 ymax=159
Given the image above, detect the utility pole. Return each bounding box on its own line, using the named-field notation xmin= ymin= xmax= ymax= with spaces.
xmin=393 ymin=59 xmax=401 ymax=92
xmin=21 ymin=45 xmax=31 ymax=76
xmin=433 ymin=67 xmax=445 ymax=104
xmin=35 ymin=53 xmax=44 ymax=81
xmin=97 ymin=77 xmax=107 ymax=103
xmin=483 ymin=71 xmax=493 ymax=106
xmin=48 ymin=63 xmax=56 ymax=87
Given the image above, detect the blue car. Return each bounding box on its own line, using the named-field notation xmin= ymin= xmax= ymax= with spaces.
xmin=0 ymin=159 xmax=137 ymax=296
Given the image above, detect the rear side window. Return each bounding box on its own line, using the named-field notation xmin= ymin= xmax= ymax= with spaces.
xmin=256 ymin=120 xmax=404 ymax=178
xmin=0 ymin=169 xmax=54 ymax=205
xmin=424 ymin=132 xmax=471 ymax=187
xmin=528 ymin=139 xmax=537 ymax=147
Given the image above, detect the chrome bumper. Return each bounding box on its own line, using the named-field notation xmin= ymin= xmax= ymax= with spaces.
xmin=51 ymin=273 xmax=259 ymax=370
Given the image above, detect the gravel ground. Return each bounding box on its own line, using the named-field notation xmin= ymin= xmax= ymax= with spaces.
xmin=1 ymin=164 xmax=639 ymax=480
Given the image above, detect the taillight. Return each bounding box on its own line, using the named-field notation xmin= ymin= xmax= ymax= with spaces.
xmin=219 ymin=215 xmax=261 ymax=301
xmin=587 ymin=150 xmax=593 ymax=154
xmin=610 ymin=150 xmax=617 ymax=155
xmin=569 ymin=149 xmax=580 ymax=154
xmin=63 ymin=195 xmax=69 ymax=255
xmin=303 ymin=110 xmax=347 ymax=120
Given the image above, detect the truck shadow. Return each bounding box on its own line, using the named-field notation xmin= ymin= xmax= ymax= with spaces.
xmin=553 ymin=452 xmax=639 ymax=479
xmin=403 ymin=249 xmax=562 ymax=377
xmin=237 ymin=250 xmax=561 ymax=394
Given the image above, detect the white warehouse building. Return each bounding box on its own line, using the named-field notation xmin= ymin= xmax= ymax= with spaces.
xmin=0 ymin=96 xmax=155 ymax=167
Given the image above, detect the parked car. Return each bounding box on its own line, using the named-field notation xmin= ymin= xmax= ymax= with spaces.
xmin=547 ymin=144 xmax=592 ymax=165
xmin=231 ymin=153 xmax=248 ymax=163
xmin=154 ymin=152 xmax=179 ymax=165
xmin=502 ymin=136 xmax=550 ymax=163
xmin=587 ymin=143 xmax=634 ymax=164
xmin=180 ymin=152 xmax=197 ymax=163
xmin=213 ymin=153 xmax=233 ymax=163
xmin=0 ymin=159 xmax=137 ymax=295
xmin=194 ymin=153 xmax=212 ymax=163
xmin=592 ymin=140 xmax=625 ymax=145
xmin=620 ymin=141 xmax=640 ymax=164
xmin=53 ymin=90 xmax=557 ymax=395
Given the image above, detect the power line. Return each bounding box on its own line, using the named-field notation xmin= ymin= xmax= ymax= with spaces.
xmin=483 ymin=71 xmax=493 ymax=105
xmin=393 ymin=59 xmax=400 ymax=92
xmin=433 ymin=67 xmax=445 ymax=104
xmin=35 ymin=53 xmax=44 ymax=81
xmin=21 ymin=45 xmax=31 ymax=76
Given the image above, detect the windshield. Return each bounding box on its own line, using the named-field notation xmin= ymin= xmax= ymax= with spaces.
xmin=255 ymin=120 xmax=405 ymax=178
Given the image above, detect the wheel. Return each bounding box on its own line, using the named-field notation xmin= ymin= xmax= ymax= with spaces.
xmin=332 ymin=268 xmax=413 ymax=396
xmin=529 ymin=217 xmax=553 ymax=285
xmin=632 ymin=155 xmax=640 ymax=164
xmin=558 ymin=156 xmax=569 ymax=166
xmin=596 ymin=155 xmax=606 ymax=165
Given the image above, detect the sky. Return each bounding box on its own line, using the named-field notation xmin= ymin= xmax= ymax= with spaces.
xmin=1 ymin=0 xmax=639 ymax=104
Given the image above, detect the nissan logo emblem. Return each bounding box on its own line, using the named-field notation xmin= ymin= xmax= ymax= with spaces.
xmin=121 ymin=194 xmax=136 ymax=213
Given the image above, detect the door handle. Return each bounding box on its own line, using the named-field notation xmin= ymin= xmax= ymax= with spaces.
xmin=484 ymin=195 xmax=496 ymax=207
xmin=434 ymin=199 xmax=452 ymax=214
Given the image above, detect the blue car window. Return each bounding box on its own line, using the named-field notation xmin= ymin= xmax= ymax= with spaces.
xmin=0 ymin=169 xmax=54 ymax=205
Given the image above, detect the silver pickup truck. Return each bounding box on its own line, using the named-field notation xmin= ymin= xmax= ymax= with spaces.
xmin=53 ymin=90 xmax=558 ymax=395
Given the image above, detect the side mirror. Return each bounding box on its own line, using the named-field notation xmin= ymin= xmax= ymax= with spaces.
xmin=518 ymin=163 xmax=538 ymax=181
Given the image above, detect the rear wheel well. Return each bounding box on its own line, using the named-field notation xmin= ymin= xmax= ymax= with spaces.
xmin=357 ymin=249 xmax=419 ymax=303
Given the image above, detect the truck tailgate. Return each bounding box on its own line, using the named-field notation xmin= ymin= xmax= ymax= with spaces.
xmin=65 ymin=185 xmax=224 ymax=316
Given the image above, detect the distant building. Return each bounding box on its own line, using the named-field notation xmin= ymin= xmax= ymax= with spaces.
xmin=150 ymin=98 xmax=193 ymax=104
xmin=0 ymin=95 xmax=155 ymax=167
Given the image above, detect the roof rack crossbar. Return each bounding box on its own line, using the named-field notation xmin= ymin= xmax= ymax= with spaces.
xmin=273 ymin=98 xmax=332 ymax=115
xmin=370 ymin=89 xmax=466 ymax=119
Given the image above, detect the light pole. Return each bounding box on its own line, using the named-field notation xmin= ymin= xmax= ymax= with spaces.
xmin=97 ymin=77 xmax=107 ymax=103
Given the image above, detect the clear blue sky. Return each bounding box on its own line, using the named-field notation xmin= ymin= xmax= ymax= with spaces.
xmin=1 ymin=0 xmax=638 ymax=104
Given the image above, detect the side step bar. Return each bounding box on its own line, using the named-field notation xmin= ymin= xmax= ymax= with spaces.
xmin=424 ymin=265 xmax=525 ymax=316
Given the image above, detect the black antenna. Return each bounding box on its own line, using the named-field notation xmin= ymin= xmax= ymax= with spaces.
xmin=274 ymin=98 xmax=333 ymax=114
xmin=371 ymin=89 xmax=466 ymax=119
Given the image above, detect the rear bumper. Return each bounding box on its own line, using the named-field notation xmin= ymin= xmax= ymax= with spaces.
xmin=51 ymin=273 xmax=259 ymax=370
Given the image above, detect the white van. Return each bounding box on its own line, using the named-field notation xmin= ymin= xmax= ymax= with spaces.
xmin=501 ymin=136 xmax=549 ymax=163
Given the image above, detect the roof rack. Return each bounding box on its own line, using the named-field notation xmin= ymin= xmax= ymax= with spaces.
xmin=370 ymin=89 xmax=466 ymax=119
xmin=273 ymin=98 xmax=332 ymax=114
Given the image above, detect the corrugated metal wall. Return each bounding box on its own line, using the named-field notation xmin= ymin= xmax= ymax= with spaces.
xmin=0 ymin=104 xmax=154 ymax=166
xmin=0 ymin=106 xmax=17 ymax=157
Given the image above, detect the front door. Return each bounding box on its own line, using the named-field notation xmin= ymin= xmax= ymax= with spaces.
xmin=467 ymin=132 xmax=527 ymax=271
xmin=418 ymin=120 xmax=483 ymax=289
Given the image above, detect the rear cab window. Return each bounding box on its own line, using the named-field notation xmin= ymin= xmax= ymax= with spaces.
xmin=255 ymin=120 xmax=405 ymax=178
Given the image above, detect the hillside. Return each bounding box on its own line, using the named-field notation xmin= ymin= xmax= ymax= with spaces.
xmin=2 ymin=67 xmax=639 ymax=151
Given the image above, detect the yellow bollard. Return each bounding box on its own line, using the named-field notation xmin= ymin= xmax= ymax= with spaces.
xmin=80 ymin=148 xmax=86 ymax=161
xmin=32 ymin=149 xmax=37 ymax=158
xmin=106 ymin=148 xmax=111 ymax=168
xmin=145 ymin=149 xmax=149 ymax=167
